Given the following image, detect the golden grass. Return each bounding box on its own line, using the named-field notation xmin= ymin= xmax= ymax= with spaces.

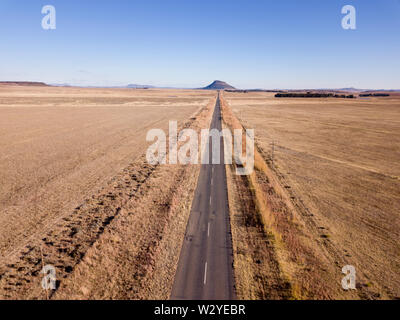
xmin=53 ymin=95 xmax=216 ymax=300
xmin=0 ymin=85 xmax=215 ymax=299
xmin=223 ymin=91 xmax=400 ymax=299
xmin=221 ymin=92 xmax=294 ymax=299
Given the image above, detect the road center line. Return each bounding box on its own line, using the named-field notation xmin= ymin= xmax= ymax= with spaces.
xmin=204 ymin=262 xmax=207 ymax=285
xmin=209 ymin=195 xmax=211 ymax=206
xmin=207 ymin=222 xmax=210 ymax=237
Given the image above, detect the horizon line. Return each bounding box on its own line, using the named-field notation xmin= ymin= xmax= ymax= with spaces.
xmin=1 ymin=80 xmax=399 ymax=92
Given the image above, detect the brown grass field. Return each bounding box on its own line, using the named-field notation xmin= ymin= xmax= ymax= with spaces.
xmin=1 ymin=84 xmax=399 ymax=300
xmin=222 ymin=91 xmax=400 ymax=299
xmin=0 ymin=85 xmax=215 ymax=299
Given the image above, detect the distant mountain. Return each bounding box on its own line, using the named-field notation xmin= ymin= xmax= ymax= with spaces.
xmin=49 ymin=83 xmax=156 ymax=88
xmin=126 ymin=84 xmax=155 ymax=89
xmin=318 ymin=88 xmax=400 ymax=93
xmin=336 ymin=87 xmax=365 ymax=92
xmin=202 ymin=80 xmax=236 ymax=90
xmin=51 ymin=83 xmax=72 ymax=87
xmin=0 ymin=81 xmax=48 ymax=86
xmin=277 ymin=88 xmax=400 ymax=93
xmin=361 ymin=89 xmax=400 ymax=93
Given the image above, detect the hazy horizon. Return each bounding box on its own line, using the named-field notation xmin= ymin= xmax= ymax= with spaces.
xmin=4 ymin=81 xmax=397 ymax=91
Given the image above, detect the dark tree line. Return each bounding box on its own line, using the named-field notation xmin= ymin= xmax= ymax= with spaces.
xmin=275 ymin=93 xmax=355 ymax=98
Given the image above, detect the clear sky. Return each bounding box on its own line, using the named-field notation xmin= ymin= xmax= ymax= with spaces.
xmin=1 ymin=0 xmax=399 ymax=89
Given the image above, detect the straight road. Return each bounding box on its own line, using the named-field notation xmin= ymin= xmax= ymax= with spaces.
xmin=171 ymin=92 xmax=236 ymax=300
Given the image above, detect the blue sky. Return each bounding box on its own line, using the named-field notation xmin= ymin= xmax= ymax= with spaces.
xmin=1 ymin=0 xmax=399 ymax=89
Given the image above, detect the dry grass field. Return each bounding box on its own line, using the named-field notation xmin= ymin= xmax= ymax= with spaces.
xmin=0 ymin=85 xmax=215 ymax=299
xmin=223 ymin=91 xmax=400 ymax=299
xmin=2 ymin=84 xmax=398 ymax=300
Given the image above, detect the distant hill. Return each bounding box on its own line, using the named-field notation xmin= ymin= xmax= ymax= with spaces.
xmin=51 ymin=83 xmax=72 ymax=87
xmin=202 ymin=80 xmax=236 ymax=90
xmin=126 ymin=84 xmax=155 ymax=89
xmin=316 ymin=88 xmax=400 ymax=93
xmin=275 ymin=88 xmax=400 ymax=93
xmin=0 ymin=81 xmax=48 ymax=86
xmin=336 ymin=87 xmax=364 ymax=92
xmin=49 ymin=83 xmax=156 ymax=88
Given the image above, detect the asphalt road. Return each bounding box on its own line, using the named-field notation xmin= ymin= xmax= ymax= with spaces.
xmin=170 ymin=93 xmax=236 ymax=300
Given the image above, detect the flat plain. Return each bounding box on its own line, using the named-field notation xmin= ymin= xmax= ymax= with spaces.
xmin=0 ymin=85 xmax=215 ymax=298
xmin=2 ymin=84 xmax=399 ymax=300
xmin=224 ymin=91 xmax=400 ymax=299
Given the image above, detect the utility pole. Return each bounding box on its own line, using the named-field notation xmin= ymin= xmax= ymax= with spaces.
xmin=270 ymin=140 xmax=277 ymax=166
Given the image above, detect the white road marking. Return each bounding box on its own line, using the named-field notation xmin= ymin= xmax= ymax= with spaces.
xmin=209 ymin=195 xmax=212 ymax=206
xmin=204 ymin=262 xmax=208 ymax=285
xmin=211 ymin=177 xmax=213 ymax=186
xmin=207 ymin=222 xmax=210 ymax=237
